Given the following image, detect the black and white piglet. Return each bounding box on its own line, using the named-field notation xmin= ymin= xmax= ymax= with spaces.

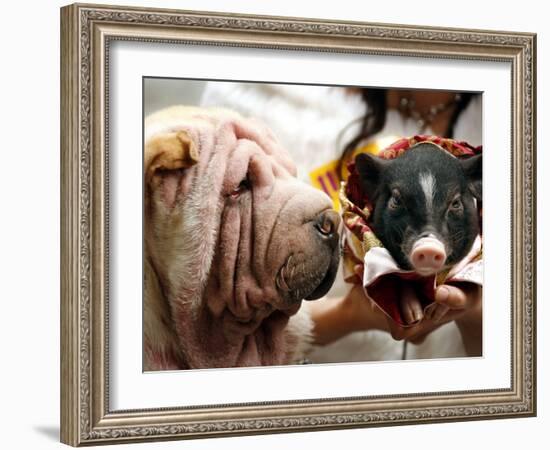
xmin=355 ymin=142 xmax=482 ymax=322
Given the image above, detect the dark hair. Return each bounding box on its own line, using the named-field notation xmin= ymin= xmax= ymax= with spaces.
xmin=337 ymin=89 xmax=474 ymax=179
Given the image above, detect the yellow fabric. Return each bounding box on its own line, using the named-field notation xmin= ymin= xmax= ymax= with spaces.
xmin=308 ymin=136 xmax=401 ymax=210
xmin=309 ymin=159 xmax=341 ymax=210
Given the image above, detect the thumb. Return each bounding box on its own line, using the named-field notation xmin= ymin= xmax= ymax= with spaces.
xmin=435 ymin=284 xmax=467 ymax=309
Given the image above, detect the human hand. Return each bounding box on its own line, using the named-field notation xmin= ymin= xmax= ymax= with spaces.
xmin=310 ymin=276 xmax=481 ymax=356
xmin=384 ymin=282 xmax=482 ymax=355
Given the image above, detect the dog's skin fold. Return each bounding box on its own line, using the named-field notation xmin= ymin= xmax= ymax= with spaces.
xmin=144 ymin=107 xmax=340 ymax=370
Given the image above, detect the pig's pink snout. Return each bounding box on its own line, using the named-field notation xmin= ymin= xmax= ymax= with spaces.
xmin=410 ymin=237 xmax=446 ymax=275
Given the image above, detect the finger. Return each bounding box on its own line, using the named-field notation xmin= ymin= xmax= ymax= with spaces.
xmin=424 ymin=303 xmax=437 ymax=321
xmin=432 ymin=304 xmax=450 ymax=323
xmin=386 ymin=318 xmax=406 ymax=341
xmin=409 ymin=319 xmax=448 ymax=344
xmin=435 ymin=284 xmax=467 ymax=309
xmin=401 ymin=299 xmax=415 ymax=325
xmin=401 ymin=297 xmax=424 ymax=324
xmin=385 ymin=315 xmax=412 ymax=341
xmin=401 ymin=284 xmax=424 ymax=324
xmin=409 ymin=331 xmax=430 ymax=345
xmin=411 ymin=298 xmax=424 ymax=323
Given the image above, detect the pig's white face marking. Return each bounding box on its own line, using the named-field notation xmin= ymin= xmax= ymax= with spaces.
xmin=419 ymin=172 xmax=436 ymax=214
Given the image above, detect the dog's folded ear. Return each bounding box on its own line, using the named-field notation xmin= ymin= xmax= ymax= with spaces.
xmin=145 ymin=131 xmax=199 ymax=187
xmin=145 ymin=130 xmax=199 ymax=209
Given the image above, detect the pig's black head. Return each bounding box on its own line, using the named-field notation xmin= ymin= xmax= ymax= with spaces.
xmin=355 ymin=142 xmax=482 ymax=275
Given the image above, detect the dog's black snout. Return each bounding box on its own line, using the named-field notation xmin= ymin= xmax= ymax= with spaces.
xmin=314 ymin=210 xmax=340 ymax=242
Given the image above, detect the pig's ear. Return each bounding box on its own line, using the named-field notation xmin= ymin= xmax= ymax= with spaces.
xmin=355 ymin=153 xmax=388 ymax=199
xmin=460 ymin=153 xmax=482 ymax=201
xmin=145 ymin=131 xmax=199 ymax=207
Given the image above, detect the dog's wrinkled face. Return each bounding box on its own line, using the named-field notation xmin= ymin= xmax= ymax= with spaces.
xmin=144 ymin=107 xmax=340 ymax=369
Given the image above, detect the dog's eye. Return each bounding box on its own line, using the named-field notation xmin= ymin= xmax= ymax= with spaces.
xmin=229 ymin=174 xmax=251 ymax=199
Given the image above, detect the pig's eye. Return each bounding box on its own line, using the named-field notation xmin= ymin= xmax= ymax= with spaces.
xmin=388 ymin=191 xmax=402 ymax=210
xmin=449 ymin=197 xmax=463 ymax=212
xmin=229 ymin=174 xmax=251 ymax=199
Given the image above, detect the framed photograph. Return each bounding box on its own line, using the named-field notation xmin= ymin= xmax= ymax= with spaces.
xmin=60 ymin=3 xmax=536 ymax=446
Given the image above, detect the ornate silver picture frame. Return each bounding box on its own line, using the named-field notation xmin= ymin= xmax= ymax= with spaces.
xmin=60 ymin=3 xmax=536 ymax=446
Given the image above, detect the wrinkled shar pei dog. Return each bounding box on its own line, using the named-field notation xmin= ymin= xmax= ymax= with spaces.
xmin=144 ymin=106 xmax=341 ymax=370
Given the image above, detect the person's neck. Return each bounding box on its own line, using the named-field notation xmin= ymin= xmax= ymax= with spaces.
xmin=386 ymin=90 xmax=459 ymax=136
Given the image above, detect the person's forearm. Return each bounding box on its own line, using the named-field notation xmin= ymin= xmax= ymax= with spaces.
xmin=308 ymin=297 xmax=354 ymax=346
xmin=308 ymin=285 xmax=384 ymax=346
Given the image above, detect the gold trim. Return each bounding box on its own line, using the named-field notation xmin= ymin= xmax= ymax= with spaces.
xmin=60 ymin=2 xmax=536 ymax=446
